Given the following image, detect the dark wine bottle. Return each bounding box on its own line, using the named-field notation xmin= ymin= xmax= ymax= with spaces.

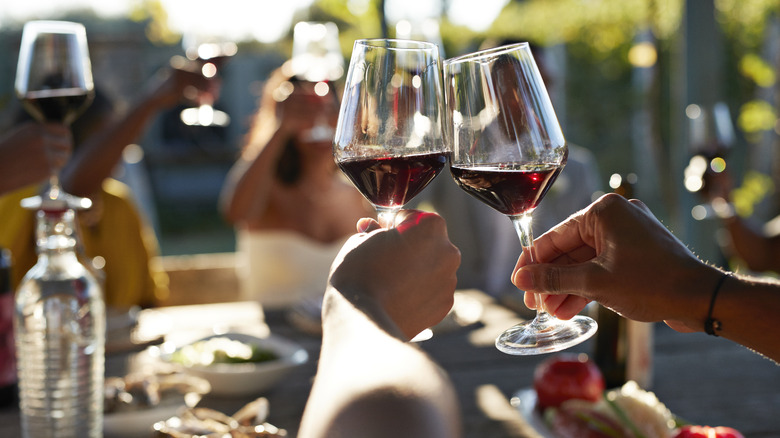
xmin=0 ymin=248 xmax=17 ymax=407
xmin=593 ymin=174 xmax=653 ymax=389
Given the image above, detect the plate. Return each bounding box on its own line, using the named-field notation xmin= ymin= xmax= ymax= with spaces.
xmin=104 ymin=402 xmax=184 ymax=438
xmin=162 ymin=332 xmax=309 ymax=396
xmin=510 ymin=388 xmax=554 ymax=438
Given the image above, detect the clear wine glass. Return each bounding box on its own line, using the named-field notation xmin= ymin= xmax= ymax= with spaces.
xmin=15 ymin=20 xmax=94 ymax=209
xmin=179 ymin=33 xmax=236 ymax=127
xmin=333 ymin=39 xmax=448 ymax=229
xmin=443 ymin=42 xmax=597 ymax=355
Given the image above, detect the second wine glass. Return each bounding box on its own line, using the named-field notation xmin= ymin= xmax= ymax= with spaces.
xmin=333 ymin=39 xmax=448 ymax=229
xmin=444 ymin=42 xmax=597 ymax=355
xmin=15 ymin=20 xmax=94 ymax=209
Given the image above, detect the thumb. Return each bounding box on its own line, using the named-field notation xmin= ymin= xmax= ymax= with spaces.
xmin=513 ymin=262 xmax=599 ymax=299
xmin=357 ymin=217 xmax=381 ymax=233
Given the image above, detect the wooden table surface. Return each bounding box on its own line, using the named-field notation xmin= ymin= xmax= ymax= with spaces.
xmin=0 ymin=291 xmax=778 ymax=437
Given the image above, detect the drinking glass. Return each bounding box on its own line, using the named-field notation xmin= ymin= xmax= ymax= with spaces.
xmin=334 ymin=39 xmax=448 ymax=229
xmin=179 ymin=33 xmax=236 ymax=127
xmin=15 ymin=20 xmax=94 ymax=209
xmin=683 ymin=102 xmax=735 ymax=221
xmin=291 ymin=21 xmax=344 ymax=83
xmin=444 ymin=42 xmax=597 ymax=355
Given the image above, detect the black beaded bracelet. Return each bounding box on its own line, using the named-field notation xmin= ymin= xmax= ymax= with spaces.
xmin=704 ymin=272 xmax=730 ymax=336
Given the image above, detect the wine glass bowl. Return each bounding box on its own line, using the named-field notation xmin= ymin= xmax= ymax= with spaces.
xmin=444 ymin=42 xmax=597 ymax=355
xmin=15 ymin=21 xmax=94 ymax=126
xmin=334 ymin=39 xmax=448 ymax=229
xmin=179 ymin=34 xmax=236 ymax=127
xmin=15 ymin=20 xmax=94 ymax=209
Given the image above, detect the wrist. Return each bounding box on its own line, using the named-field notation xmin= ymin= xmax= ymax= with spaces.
xmin=673 ymin=262 xmax=725 ymax=333
xmin=323 ymin=285 xmax=408 ymax=341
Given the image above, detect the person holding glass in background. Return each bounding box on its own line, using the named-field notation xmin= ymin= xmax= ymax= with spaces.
xmin=0 ymin=56 xmax=212 ymax=309
xmin=219 ymin=23 xmax=374 ymax=320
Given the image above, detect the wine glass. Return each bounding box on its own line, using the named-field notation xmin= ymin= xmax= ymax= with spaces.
xmin=179 ymin=33 xmax=236 ymax=127
xmin=683 ymin=102 xmax=735 ymax=221
xmin=15 ymin=20 xmax=94 ymax=209
xmin=333 ymin=39 xmax=448 ymax=229
xmin=443 ymin=42 xmax=597 ymax=355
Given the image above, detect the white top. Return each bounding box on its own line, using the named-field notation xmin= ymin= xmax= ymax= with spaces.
xmin=236 ymin=229 xmax=347 ymax=309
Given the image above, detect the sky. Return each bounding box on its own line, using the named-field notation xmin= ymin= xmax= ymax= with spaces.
xmin=0 ymin=0 xmax=509 ymax=43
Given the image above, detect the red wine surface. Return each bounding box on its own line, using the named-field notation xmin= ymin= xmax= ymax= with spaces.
xmin=20 ymin=88 xmax=91 ymax=124
xmin=338 ymin=151 xmax=448 ymax=208
xmin=450 ymin=163 xmax=562 ymax=216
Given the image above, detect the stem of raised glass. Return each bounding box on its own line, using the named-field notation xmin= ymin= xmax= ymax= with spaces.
xmin=376 ymin=206 xmax=401 ymax=229
xmin=46 ymin=173 xmax=62 ymax=201
xmin=510 ymin=212 xmax=546 ymax=316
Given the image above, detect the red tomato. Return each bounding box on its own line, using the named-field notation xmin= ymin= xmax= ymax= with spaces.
xmin=533 ymin=353 xmax=605 ymax=411
xmin=673 ymin=425 xmax=745 ymax=438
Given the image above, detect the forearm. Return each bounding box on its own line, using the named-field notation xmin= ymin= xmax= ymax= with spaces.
xmin=724 ymin=217 xmax=780 ymax=272
xmin=220 ymin=129 xmax=287 ymax=224
xmin=61 ymin=97 xmax=161 ymax=196
xmin=301 ymin=287 xmax=460 ymax=438
xmin=0 ymin=158 xmax=36 ymax=195
xmin=708 ymin=273 xmax=780 ymax=363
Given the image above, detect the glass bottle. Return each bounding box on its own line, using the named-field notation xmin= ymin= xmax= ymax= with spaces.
xmin=14 ymin=207 xmax=105 ymax=438
xmin=593 ymin=174 xmax=653 ymax=389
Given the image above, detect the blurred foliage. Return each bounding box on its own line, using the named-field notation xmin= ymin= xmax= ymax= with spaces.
xmin=128 ymin=0 xmax=181 ymax=45
xmin=739 ymin=53 xmax=776 ymax=88
xmin=732 ymin=170 xmax=775 ymax=217
xmin=716 ymin=0 xmax=780 ymax=49
xmin=739 ymin=99 xmax=777 ymax=138
xmin=488 ymin=0 xmax=683 ymax=54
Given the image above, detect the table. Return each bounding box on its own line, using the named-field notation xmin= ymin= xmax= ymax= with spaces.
xmin=0 ymin=291 xmax=778 ymax=437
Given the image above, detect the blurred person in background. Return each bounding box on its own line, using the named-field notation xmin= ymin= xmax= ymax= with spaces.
xmin=694 ymin=163 xmax=780 ymax=274
xmin=418 ymin=41 xmax=602 ymax=312
xmin=0 ymin=59 xmax=211 ymax=309
xmin=0 ymin=122 xmax=72 ymax=195
xmin=220 ymin=61 xmax=374 ymax=313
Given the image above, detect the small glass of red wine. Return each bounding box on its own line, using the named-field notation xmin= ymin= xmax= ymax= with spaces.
xmin=444 ymin=42 xmax=597 ymax=355
xmin=14 ymin=20 xmax=94 ymax=209
xmin=334 ymin=39 xmax=448 ymax=229
xmin=179 ymin=33 xmax=237 ymax=128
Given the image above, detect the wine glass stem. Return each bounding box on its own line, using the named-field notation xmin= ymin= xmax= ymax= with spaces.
xmin=47 ymin=173 xmax=62 ymax=200
xmin=511 ymin=212 xmax=548 ymax=317
xmin=376 ymin=206 xmax=400 ymax=229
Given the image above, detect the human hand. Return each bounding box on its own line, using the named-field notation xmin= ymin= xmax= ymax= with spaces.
xmin=512 ymin=193 xmax=721 ymax=333
xmin=275 ymin=83 xmax=339 ymax=138
xmin=328 ymin=210 xmax=461 ymax=340
xmin=0 ymin=122 xmax=72 ymax=189
xmin=146 ymin=58 xmax=213 ymax=109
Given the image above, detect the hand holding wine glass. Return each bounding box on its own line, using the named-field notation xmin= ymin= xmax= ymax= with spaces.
xmin=334 ymin=39 xmax=448 ymax=229
xmin=444 ymin=42 xmax=597 ymax=355
xmin=14 ymin=20 xmax=93 ymax=208
xmin=179 ymin=33 xmax=236 ymax=127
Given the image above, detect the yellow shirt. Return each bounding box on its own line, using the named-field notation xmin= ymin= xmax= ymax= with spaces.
xmin=0 ymin=179 xmax=168 ymax=308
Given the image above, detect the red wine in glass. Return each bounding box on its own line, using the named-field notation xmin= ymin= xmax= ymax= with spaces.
xmin=20 ymin=88 xmax=92 ymax=125
xmin=450 ymin=164 xmax=563 ymax=216
xmin=444 ymin=42 xmax=596 ymax=355
xmin=337 ymin=151 xmax=448 ymax=208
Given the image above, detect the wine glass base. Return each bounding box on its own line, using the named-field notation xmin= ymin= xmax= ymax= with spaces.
xmin=20 ymin=192 xmax=92 ymax=211
xmin=495 ymin=314 xmax=597 ymax=355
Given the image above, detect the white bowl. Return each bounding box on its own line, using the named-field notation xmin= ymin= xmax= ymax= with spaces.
xmin=164 ymin=332 xmax=309 ymax=397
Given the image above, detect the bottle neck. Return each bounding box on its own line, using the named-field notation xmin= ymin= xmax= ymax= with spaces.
xmin=35 ymin=208 xmax=78 ymax=255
